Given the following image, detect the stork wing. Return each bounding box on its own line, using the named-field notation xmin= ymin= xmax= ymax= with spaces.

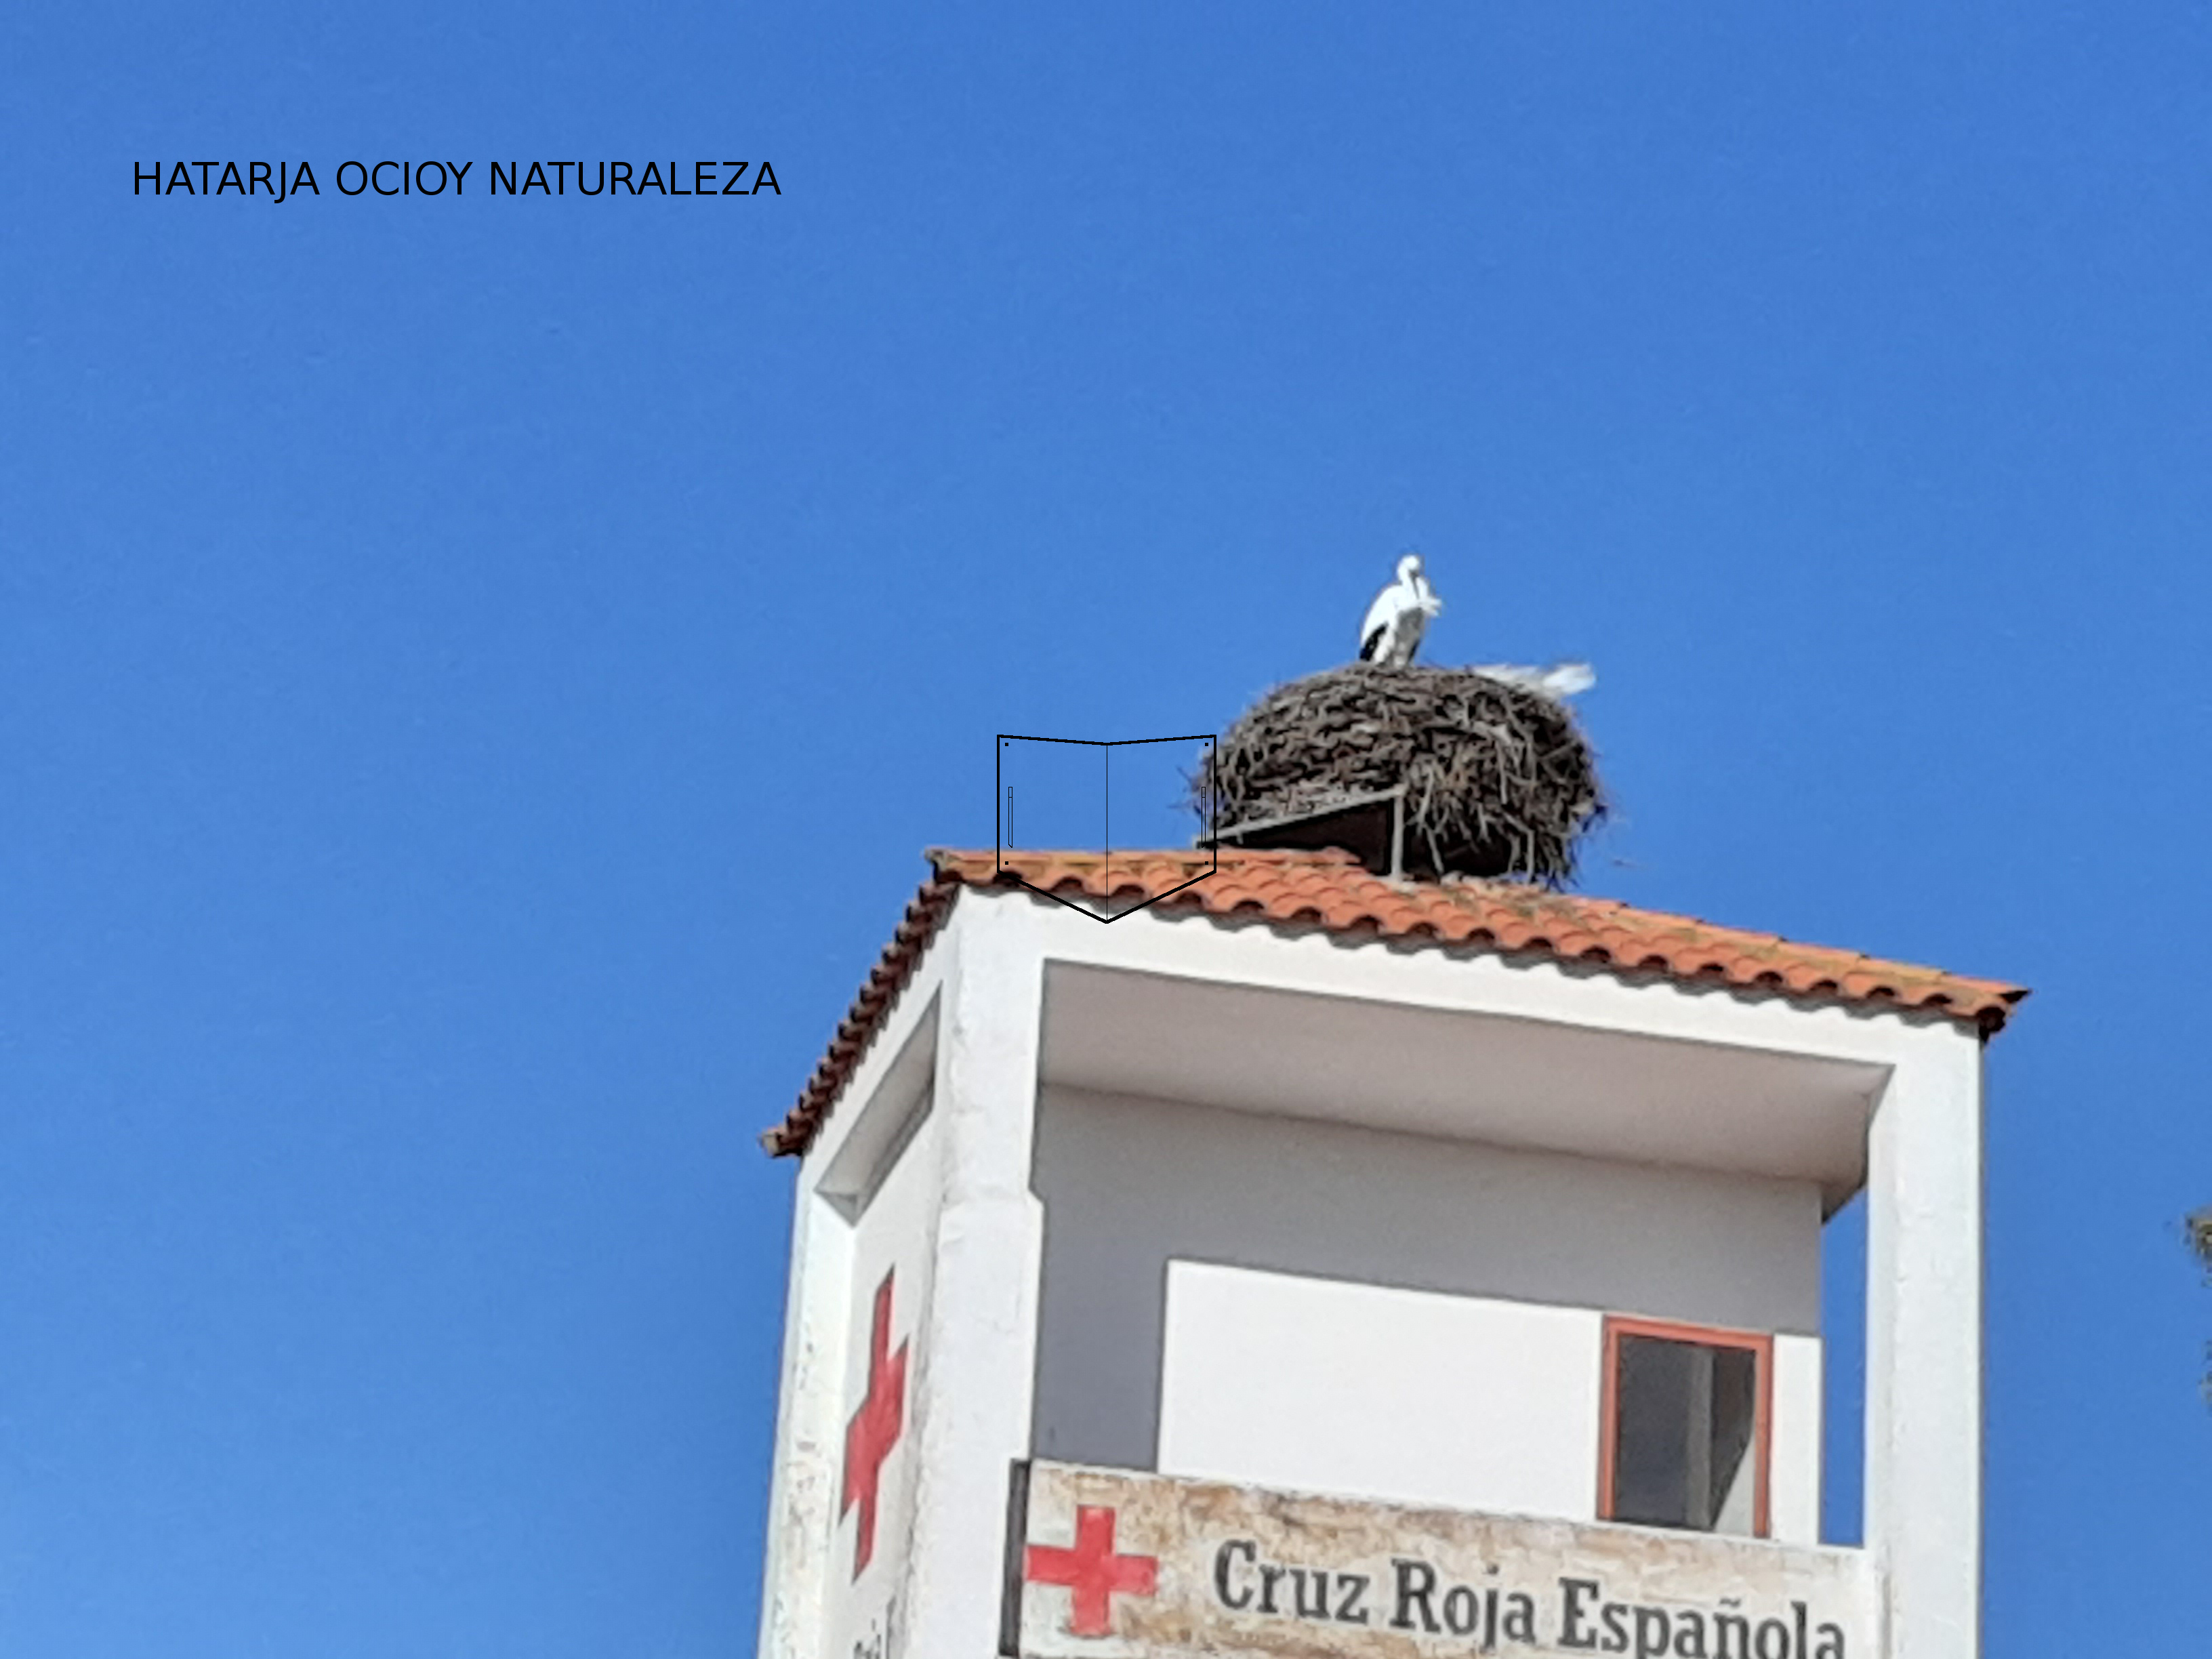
xmin=1359 ymin=586 xmax=1403 ymax=648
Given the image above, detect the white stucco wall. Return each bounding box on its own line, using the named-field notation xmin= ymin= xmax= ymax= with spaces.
xmin=1158 ymin=1261 xmax=1605 ymax=1518
xmin=1030 ymin=1084 xmax=1826 ymax=1542
xmin=757 ymin=962 xmax=950 ymax=1659
xmin=758 ymin=897 xmax=1053 ymax=1659
xmin=1771 ymin=1332 xmax=1824 ymax=1545
xmin=820 ymin=1105 xmax=941 ymax=1659
xmin=1863 ymin=1025 xmax=1985 ymax=1659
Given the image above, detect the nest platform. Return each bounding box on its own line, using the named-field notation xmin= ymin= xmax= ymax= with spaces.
xmin=1199 ymin=663 xmax=1605 ymax=887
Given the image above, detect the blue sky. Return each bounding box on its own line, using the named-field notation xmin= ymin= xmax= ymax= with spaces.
xmin=5 ymin=3 xmax=2211 ymax=1653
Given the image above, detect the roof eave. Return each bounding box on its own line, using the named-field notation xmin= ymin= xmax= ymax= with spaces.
xmin=763 ymin=851 xmax=2028 ymax=1159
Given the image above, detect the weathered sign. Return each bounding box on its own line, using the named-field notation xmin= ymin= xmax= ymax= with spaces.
xmin=1005 ymin=1461 xmax=1873 ymax=1659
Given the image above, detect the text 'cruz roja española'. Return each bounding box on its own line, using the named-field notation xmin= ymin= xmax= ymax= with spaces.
xmin=1210 ymin=1540 xmax=1850 ymax=1659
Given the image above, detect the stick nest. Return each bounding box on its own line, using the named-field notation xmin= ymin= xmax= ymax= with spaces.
xmin=1198 ymin=663 xmax=1607 ymax=887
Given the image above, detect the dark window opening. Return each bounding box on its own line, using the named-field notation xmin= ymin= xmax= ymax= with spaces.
xmin=1601 ymin=1319 xmax=1770 ymax=1538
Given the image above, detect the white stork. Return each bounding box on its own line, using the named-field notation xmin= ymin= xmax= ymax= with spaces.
xmin=1358 ymin=554 xmax=1443 ymax=666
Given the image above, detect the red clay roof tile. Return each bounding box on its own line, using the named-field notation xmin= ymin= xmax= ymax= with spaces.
xmin=762 ymin=848 xmax=2026 ymax=1158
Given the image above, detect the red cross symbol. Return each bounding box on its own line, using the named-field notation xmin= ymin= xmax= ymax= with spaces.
xmin=840 ymin=1269 xmax=908 ymax=1577
xmin=1024 ymin=1505 xmax=1159 ymax=1637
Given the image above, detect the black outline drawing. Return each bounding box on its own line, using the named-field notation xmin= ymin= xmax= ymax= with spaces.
xmin=995 ymin=733 xmax=1218 ymax=923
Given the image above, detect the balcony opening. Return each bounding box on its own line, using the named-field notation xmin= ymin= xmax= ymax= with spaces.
xmin=1600 ymin=1317 xmax=1771 ymax=1538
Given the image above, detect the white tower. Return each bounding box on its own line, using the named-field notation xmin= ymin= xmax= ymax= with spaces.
xmin=757 ymin=847 xmax=2022 ymax=1659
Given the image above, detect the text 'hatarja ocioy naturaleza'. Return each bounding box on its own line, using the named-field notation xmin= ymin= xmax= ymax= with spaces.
xmin=131 ymin=161 xmax=781 ymax=202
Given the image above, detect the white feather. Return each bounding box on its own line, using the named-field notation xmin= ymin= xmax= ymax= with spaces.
xmin=1471 ymin=661 xmax=1597 ymax=699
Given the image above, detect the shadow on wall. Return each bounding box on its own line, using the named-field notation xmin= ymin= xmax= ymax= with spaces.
xmin=1025 ymin=1084 xmax=1824 ymax=1477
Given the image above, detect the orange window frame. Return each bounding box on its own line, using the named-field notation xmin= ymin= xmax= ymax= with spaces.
xmin=1596 ymin=1314 xmax=1775 ymax=1540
